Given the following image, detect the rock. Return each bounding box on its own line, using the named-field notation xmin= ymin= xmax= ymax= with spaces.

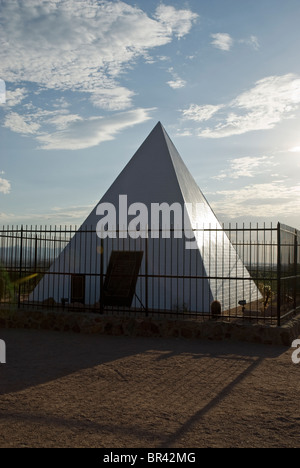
xmin=0 ymin=318 xmax=6 ymax=328
xmin=42 ymin=298 xmax=56 ymax=307
xmin=1 ymin=305 xmax=299 ymax=346
xmin=181 ymin=327 xmax=194 ymax=339
xmin=71 ymin=323 xmax=81 ymax=333
xmin=136 ymin=320 xmax=160 ymax=337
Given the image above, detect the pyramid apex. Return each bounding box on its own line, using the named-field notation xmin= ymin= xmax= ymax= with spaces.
xmin=152 ymin=120 xmax=167 ymax=136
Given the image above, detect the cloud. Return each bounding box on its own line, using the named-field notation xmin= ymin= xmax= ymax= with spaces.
xmin=289 ymin=146 xmax=300 ymax=153
xmin=210 ymin=181 xmax=300 ymax=219
xmin=175 ymin=128 xmax=193 ymax=137
xmin=4 ymin=87 xmax=27 ymax=107
xmin=0 ymin=204 xmax=94 ymax=225
xmin=211 ymin=33 xmax=259 ymax=52
xmin=155 ymin=5 xmax=198 ymax=39
xmin=211 ymin=33 xmax=233 ymax=51
xmin=3 ymin=104 xmax=154 ymax=150
xmin=45 ymin=113 xmax=83 ymax=130
xmin=47 ymin=205 xmax=94 ymax=222
xmin=0 ymin=176 xmax=11 ymax=194
xmin=37 ymin=108 xmax=154 ymax=150
xmin=0 ymin=212 xmax=15 ymax=222
xmin=182 ymin=104 xmax=223 ymax=122
xmin=181 ymin=74 xmax=300 ymax=138
xmin=167 ymin=79 xmax=186 ymax=89
xmin=233 ymin=74 xmax=300 ymax=111
xmin=0 ymin=1 xmax=197 ymax=111
xmin=4 ymin=106 xmax=85 ymax=137
xmin=166 ymin=67 xmax=186 ymax=89
xmin=90 ymin=87 xmax=135 ymax=111
xmin=239 ymin=35 xmax=260 ymax=50
xmin=212 ymin=156 xmax=277 ymax=180
xmin=4 ymin=112 xmax=41 ymax=135
xmin=0 ymin=1 xmax=198 ymax=149
xmin=0 ymin=79 xmax=6 ymax=104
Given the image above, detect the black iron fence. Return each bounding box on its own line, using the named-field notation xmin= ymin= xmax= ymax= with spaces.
xmin=0 ymin=223 xmax=299 ymax=325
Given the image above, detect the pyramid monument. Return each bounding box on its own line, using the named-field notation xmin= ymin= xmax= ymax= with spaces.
xmin=30 ymin=122 xmax=261 ymax=313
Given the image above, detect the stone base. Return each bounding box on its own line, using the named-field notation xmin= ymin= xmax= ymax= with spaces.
xmin=0 ymin=307 xmax=300 ymax=346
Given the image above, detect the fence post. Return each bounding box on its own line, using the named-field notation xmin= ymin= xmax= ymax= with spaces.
xmin=18 ymin=225 xmax=23 ymax=309
xmin=145 ymin=233 xmax=149 ymax=317
xmin=100 ymin=237 xmax=104 ymax=314
xmin=277 ymin=222 xmax=281 ymax=326
xmin=34 ymin=234 xmax=38 ymax=273
xmin=294 ymin=229 xmax=298 ymax=311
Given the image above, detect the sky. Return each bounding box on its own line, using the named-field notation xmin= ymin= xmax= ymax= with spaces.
xmin=0 ymin=0 xmax=300 ymax=230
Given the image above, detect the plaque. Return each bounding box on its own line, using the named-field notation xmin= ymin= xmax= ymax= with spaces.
xmin=71 ymin=274 xmax=85 ymax=304
xmin=102 ymin=250 xmax=144 ymax=307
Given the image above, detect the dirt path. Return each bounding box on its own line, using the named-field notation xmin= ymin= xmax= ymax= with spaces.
xmin=0 ymin=328 xmax=299 ymax=448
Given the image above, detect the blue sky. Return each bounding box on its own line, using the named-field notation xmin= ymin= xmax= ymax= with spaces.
xmin=0 ymin=0 xmax=300 ymax=229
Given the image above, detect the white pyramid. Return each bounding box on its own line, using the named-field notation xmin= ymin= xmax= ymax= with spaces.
xmin=31 ymin=122 xmax=261 ymax=313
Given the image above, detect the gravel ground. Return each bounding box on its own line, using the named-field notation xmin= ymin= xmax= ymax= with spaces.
xmin=0 ymin=328 xmax=299 ymax=448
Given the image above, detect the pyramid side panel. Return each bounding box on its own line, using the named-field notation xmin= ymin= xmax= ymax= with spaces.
xmin=194 ymin=226 xmax=262 ymax=312
xmin=161 ymin=126 xmax=262 ymax=311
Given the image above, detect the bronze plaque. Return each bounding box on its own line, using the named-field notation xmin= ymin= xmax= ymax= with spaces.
xmin=71 ymin=274 xmax=85 ymax=304
xmin=102 ymin=251 xmax=144 ymax=307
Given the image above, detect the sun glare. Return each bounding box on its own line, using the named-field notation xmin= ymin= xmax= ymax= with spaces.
xmin=289 ymin=146 xmax=300 ymax=152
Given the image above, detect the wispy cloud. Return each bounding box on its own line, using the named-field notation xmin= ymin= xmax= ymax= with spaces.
xmin=211 ymin=182 xmax=300 ymax=219
xmin=47 ymin=205 xmax=94 ymax=222
xmin=45 ymin=113 xmax=82 ymax=130
xmin=0 ymin=174 xmax=11 ymax=194
xmin=211 ymin=33 xmax=233 ymax=51
xmin=239 ymin=35 xmax=260 ymax=50
xmin=90 ymin=87 xmax=136 ymax=112
xmin=175 ymin=128 xmax=193 ymax=137
xmin=0 ymin=0 xmax=197 ymax=149
xmin=212 ymin=156 xmax=277 ymax=180
xmin=4 ymin=112 xmax=41 ymax=135
xmin=182 ymin=104 xmax=223 ymax=122
xmin=211 ymin=33 xmax=259 ymax=52
xmin=0 ymin=79 xmax=6 ymax=104
xmin=167 ymin=79 xmax=186 ymax=90
xmin=0 ymin=212 xmax=15 ymax=222
xmin=0 ymin=1 xmax=197 ymax=110
xmin=37 ymin=108 xmax=154 ymax=150
xmin=0 ymin=204 xmax=94 ymax=226
xmin=4 ymin=87 xmax=27 ymax=107
xmin=288 ymin=145 xmax=300 ymax=153
xmin=181 ymin=74 xmax=300 ymax=138
xmin=4 ymin=106 xmax=85 ymax=137
xmin=155 ymin=5 xmax=198 ymax=39
xmin=3 ymin=104 xmax=155 ymax=149
xmin=167 ymin=68 xmax=186 ymax=89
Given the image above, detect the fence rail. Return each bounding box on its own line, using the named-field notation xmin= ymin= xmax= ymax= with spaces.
xmin=0 ymin=223 xmax=299 ymax=325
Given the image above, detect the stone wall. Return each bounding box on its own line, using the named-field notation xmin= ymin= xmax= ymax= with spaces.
xmin=0 ymin=307 xmax=300 ymax=346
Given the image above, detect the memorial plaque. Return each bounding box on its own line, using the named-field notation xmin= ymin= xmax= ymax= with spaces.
xmin=102 ymin=250 xmax=144 ymax=307
xmin=71 ymin=274 xmax=85 ymax=304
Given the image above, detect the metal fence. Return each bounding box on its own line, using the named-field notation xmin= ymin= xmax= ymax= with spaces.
xmin=0 ymin=223 xmax=299 ymax=325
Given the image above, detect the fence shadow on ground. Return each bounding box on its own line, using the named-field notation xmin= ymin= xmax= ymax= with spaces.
xmin=0 ymin=328 xmax=286 ymax=396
